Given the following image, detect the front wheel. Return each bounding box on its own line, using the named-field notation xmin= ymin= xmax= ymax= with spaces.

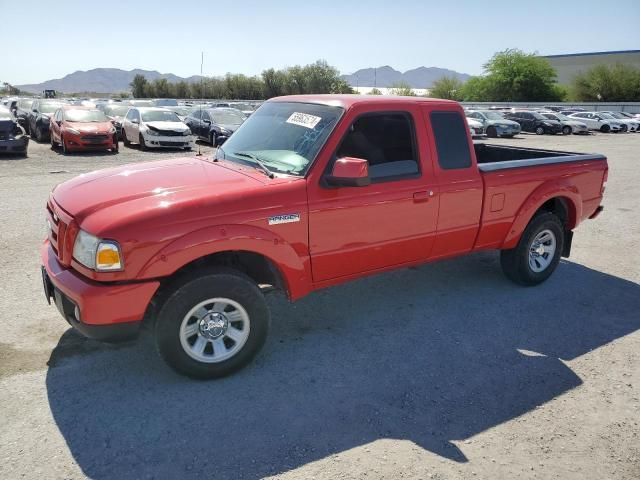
xmin=535 ymin=126 xmax=545 ymax=135
xmin=500 ymin=212 xmax=564 ymax=286
xmin=139 ymin=133 xmax=148 ymax=151
xmin=155 ymin=268 xmax=270 ymax=379
xmin=209 ymin=131 xmax=217 ymax=146
xmin=486 ymin=126 xmax=497 ymax=138
xmin=562 ymin=125 xmax=572 ymax=135
xmin=600 ymin=124 xmax=611 ymax=133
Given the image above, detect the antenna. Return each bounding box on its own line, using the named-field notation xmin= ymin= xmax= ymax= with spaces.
xmin=196 ymin=51 xmax=204 ymax=157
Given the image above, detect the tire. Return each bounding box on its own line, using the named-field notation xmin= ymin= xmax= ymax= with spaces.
xmin=155 ymin=268 xmax=270 ymax=379
xmin=122 ymin=129 xmax=131 ymax=147
xmin=486 ymin=126 xmax=497 ymax=138
xmin=139 ymin=133 xmax=148 ymax=151
xmin=50 ymin=134 xmax=57 ymax=150
xmin=600 ymin=124 xmax=611 ymax=133
xmin=500 ymin=212 xmax=564 ymax=286
xmin=562 ymin=125 xmax=572 ymax=135
xmin=620 ymin=124 xmax=628 ymax=133
xmin=35 ymin=125 xmax=43 ymax=142
xmin=209 ymin=131 xmax=217 ymax=146
xmin=61 ymin=135 xmax=69 ymax=154
xmin=535 ymin=126 xmax=545 ymax=135
xmin=111 ymin=134 xmax=119 ymax=153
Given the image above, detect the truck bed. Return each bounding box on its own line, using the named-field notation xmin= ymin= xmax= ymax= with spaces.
xmin=474 ymin=143 xmax=606 ymax=172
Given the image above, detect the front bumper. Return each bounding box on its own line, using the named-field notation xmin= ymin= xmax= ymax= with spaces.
xmin=41 ymin=242 xmax=159 ymax=342
xmin=142 ymin=132 xmax=196 ymax=149
xmin=0 ymin=136 xmax=29 ymax=153
xmin=495 ymin=125 xmax=520 ymax=137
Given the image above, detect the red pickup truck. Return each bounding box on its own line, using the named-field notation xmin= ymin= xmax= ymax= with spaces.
xmin=41 ymin=95 xmax=608 ymax=378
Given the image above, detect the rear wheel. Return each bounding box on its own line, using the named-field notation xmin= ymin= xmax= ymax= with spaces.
xmin=600 ymin=124 xmax=611 ymax=133
xmin=562 ymin=125 xmax=572 ymax=135
xmin=486 ymin=126 xmax=497 ymax=138
xmin=209 ymin=131 xmax=217 ymax=146
xmin=500 ymin=212 xmax=564 ymax=286
xmin=535 ymin=126 xmax=545 ymax=135
xmin=155 ymin=268 xmax=270 ymax=379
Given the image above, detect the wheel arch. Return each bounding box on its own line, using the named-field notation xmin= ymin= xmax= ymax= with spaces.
xmin=502 ymin=181 xmax=581 ymax=250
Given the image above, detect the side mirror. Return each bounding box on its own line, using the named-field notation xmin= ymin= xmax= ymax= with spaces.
xmin=325 ymin=157 xmax=371 ymax=187
xmin=203 ymin=119 xmax=211 ymax=124
xmin=131 ymin=118 xmax=139 ymax=124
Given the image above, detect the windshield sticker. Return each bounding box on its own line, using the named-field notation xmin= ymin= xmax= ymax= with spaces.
xmin=286 ymin=112 xmax=322 ymax=129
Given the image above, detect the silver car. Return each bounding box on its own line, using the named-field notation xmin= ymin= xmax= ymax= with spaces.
xmin=601 ymin=112 xmax=639 ymax=132
xmin=540 ymin=112 xmax=589 ymax=135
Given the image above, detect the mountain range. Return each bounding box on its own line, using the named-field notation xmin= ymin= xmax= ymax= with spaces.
xmin=341 ymin=66 xmax=471 ymax=88
xmin=17 ymin=68 xmax=202 ymax=94
xmin=16 ymin=65 xmax=472 ymax=94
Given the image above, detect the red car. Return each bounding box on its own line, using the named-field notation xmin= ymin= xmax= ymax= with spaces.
xmin=50 ymin=106 xmax=118 ymax=154
xmin=41 ymin=95 xmax=607 ymax=379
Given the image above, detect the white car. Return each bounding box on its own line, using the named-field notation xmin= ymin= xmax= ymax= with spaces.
xmin=601 ymin=112 xmax=639 ymax=132
xmin=567 ymin=112 xmax=623 ymax=133
xmin=466 ymin=117 xmax=485 ymax=138
xmin=122 ymin=107 xmax=196 ymax=150
xmin=540 ymin=112 xmax=589 ymax=135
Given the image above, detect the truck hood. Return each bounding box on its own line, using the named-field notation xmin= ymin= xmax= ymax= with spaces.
xmin=145 ymin=121 xmax=189 ymax=132
xmin=52 ymin=157 xmax=264 ymax=220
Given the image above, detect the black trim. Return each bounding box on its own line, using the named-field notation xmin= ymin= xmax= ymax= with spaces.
xmin=478 ymin=154 xmax=606 ymax=172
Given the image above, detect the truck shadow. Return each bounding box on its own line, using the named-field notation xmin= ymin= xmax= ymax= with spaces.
xmin=45 ymin=253 xmax=640 ymax=479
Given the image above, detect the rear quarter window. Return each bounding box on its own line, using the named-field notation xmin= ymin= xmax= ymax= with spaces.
xmin=430 ymin=111 xmax=472 ymax=170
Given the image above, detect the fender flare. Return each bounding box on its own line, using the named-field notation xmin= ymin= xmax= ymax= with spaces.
xmin=138 ymin=224 xmax=311 ymax=300
xmin=501 ymin=179 xmax=581 ymax=250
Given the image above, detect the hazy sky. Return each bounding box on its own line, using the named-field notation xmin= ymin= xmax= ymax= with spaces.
xmin=3 ymin=0 xmax=639 ymax=84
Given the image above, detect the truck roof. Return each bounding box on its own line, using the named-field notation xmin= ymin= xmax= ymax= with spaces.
xmin=268 ymin=94 xmax=458 ymax=109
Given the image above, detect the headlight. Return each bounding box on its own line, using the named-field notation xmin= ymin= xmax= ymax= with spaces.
xmin=66 ymin=127 xmax=81 ymax=135
xmin=73 ymin=230 xmax=123 ymax=271
xmin=145 ymin=128 xmax=160 ymax=136
xmin=108 ymin=126 xmax=116 ymax=134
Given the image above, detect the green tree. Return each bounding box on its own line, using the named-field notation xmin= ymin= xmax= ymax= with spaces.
xmin=262 ymin=68 xmax=287 ymax=98
xmin=463 ymin=49 xmax=565 ymax=102
xmin=129 ymin=74 xmax=148 ymax=98
xmin=389 ymin=82 xmax=416 ymax=96
xmin=572 ymin=63 xmax=640 ymax=101
xmin=368 ymin=88 xmax=382 ymax=95
xmin=429 ymin=76 xmax=464 ymax=100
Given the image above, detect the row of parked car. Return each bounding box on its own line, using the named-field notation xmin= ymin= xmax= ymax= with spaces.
xmin=465 ymin=106 xmax=640 ymax=138
xmin=1 ymin=97 xmax=255 ymax=155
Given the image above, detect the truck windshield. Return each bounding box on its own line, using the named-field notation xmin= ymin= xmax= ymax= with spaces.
xmin=219 ymin=101 xmax=343 ymax=176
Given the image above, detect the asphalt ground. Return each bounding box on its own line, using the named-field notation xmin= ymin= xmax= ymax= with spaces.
xmin=0 ymin=132 xmax=638 ymax=479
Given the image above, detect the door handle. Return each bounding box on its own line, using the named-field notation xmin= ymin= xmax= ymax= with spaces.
xmin=413 ymin=190 xmax=434 ymax=203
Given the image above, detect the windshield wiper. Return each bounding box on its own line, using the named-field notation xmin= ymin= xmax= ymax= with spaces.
xmin=232 ymin=152 xmax=275 ymax=179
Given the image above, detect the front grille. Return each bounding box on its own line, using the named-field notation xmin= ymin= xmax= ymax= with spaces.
xmin=153 ymin=129 xmax=185 ymax=137
xmin=47 ymin=200 xmax=70 ymax=263
xmin=81 ymin=134 xmax=109 ymax=143
xmin=159 ymin=141 xmax=186 ymax=146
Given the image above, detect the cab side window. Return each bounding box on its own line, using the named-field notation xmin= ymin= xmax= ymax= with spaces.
xmin=335 ymin=112 xmax=419 ymax=181
xmin=191 ymin=110 xmax=202 ymax=120
xmin=202 ymin=111 xmax=211 ymax=122
xmin=430 ymin=111 xmax=472 ymax=170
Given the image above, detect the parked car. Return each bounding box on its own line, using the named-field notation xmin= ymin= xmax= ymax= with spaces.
xmin=228 ymin=102 xmax=255 ymax=117
xmin=503 ymin=110 xmax=563 ymax=135
xmin=466 ymin=110 xmax=521 ymax=138
xmin=121 ymin=107 xmax=195 ymax=150
xmin=466 ymin=117 xmax=485 ymax=138
xmin=127 ymin=100 xmax=155 ymax=107
xmin=617 ymin=112 xmax=640 ymax=121
xmin=41 ymin=95 xmax=608 ymax=379
xmin=28 ymin=99 xmax=64 ymax=142
xmin=185 ymin=107 xmax=246 ymax=146
xmin=567 ymin=112 xmax=623 ymax=133
xmin=102 ymin=104 xmax=131 ymax=140
xmin=0 ymin=106 xmax=29 ymax=156
xmin=540 ymin=112 xmax=589 ymax=135
xmin=14 ymin=98 xmax=34 ymax=130
xmin=154 ymin=99 xmax=179 ymax=107
xmin=164 ymin=106 xmax=196 ymax=122
xmin=50 ymin=106 xmax=118 ymax=154
xmin=600 ymin=111 xmax=639 ymax=132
